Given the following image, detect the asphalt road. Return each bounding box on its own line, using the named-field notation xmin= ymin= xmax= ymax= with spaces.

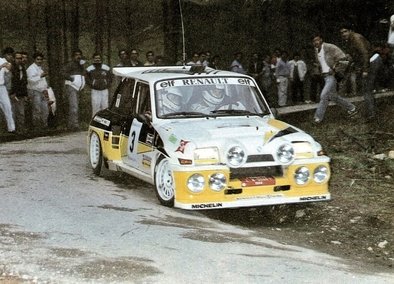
xmin=0 ymin=132 xmax=392 ymax=283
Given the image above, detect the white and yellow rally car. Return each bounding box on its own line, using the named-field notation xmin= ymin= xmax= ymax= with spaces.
xmin=88 ymin=65 xmax=330 ymax=210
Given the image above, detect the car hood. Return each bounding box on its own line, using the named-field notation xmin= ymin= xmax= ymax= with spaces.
xmin=155 ymin=116 xmax=318 ymax=159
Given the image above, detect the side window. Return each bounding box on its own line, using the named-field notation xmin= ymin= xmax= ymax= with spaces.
xmin=109 ymin=78 xmax=136 ymax=115
xmin=134 ymin=82 xmax=151 ymax=116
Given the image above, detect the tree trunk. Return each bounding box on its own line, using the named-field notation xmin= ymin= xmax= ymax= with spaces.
xmin=26 ymin=0 xmax=37 ymax=57
xmin=162 ymin=0 xmax=181 ymax=64
xmin=62 ymin=0 xmax=69 ymax=62
xmin=95 ymin=0 xmax=105 ymax=54
xmin=45 ymin=0 xmax=64 ymax=123
xmin=105 ymin=0 xmax=112 ymax=66
xmin=125 ymin=1 xmax=134 ymax=50
xmin=71 ymin=0 xmax=80 ymax=52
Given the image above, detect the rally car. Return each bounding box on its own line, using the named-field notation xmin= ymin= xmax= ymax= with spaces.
xmin=87 ymin=65 xmax=330 ymax=210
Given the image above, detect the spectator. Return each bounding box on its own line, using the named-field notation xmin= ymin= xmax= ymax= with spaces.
xmin=10 ymin=51 xmax=28 ymax=132
xmin=261 ymin=54 xmax=273 ymax=97
xmin=0 ymin=48 xmax=15 ymax=133
xmin=289 ymin=52 xmax=307 ymax=104
xmin=86 ymin=53 xmax=112 ymax=117
xmin=307 ymin=60 xmax=324 ymax=103
xmin=230 ymin=52 xmax=247 ymax=74
xmin=312 ymin=34 xmax=357 ymax=124
xmin=208 ymin=55 xmax=221 ymax=69
xmin=368 ymin=44 xmax=384 ymax=93
xmin=26 ymin=52 xmax=50 ymax=130
xmin=3 ymin=47 xmax=14 ymax=93
xmin=63 ymin=49 xmax=86 ymax=131
xmin=155 ymin=55 xmax=165 ymax=66
xmin=339 ymin=25 xmax=377 ymax=120
xmin=197 ymin=52 xmax=207 ymax=66
xmin=144 ymin=51 xmax=156 ymax=66
xmin=248 ymin=52 xmax=263 ymax=87
xmin=203 ymin=50 xmax=211 ymax=67
xmin=275 ymin=50 xmax=291 ymax=106
xmin=20 ymin=51 xmax=29 ymax=67
xmin=116 ymin=49 xmax=130 ymax=67
xmin=187 ymin=52 xmax=200 ymax=66
xmin=20 ymin=51 xmax=33 ymax=128
xmin=270 ymin=48 xmax=281 ymax=75
xmin=130 ymin=49 xmax=143 ymax=67
xmin=388 ymin=14 xmax=394 ymax=47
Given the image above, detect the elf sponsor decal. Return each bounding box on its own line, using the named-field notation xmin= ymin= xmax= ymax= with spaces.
xmin=93 ymin=116 xmax=110 ymax=127
xmin=175 ymin=140 xmax=189 ymax=154
xmin=191 ymin=203 xmax=223 ymax=209
xmin=156 ymin=77 xmax=256 ymax=90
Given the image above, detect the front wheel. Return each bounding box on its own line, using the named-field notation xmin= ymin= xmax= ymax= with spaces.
xmin=154 ymin=156 xmax=175 ymax=207
xmin=89 ymin=131 xmax=103 ymax=176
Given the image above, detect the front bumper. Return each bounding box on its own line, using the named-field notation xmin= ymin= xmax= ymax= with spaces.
xmin=173 ymin=163 xmax=331 ymax=210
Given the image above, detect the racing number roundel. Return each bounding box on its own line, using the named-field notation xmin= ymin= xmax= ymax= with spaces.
xmin=127 ymin=120 xmax=143 ymax=163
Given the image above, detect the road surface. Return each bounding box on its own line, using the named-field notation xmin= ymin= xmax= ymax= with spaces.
xmin=0 ymin=132 xmax=392 ymax=283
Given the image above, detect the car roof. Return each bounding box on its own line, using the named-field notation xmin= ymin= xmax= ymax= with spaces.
xmin=112 ymin=65 xmax=250 ymax=82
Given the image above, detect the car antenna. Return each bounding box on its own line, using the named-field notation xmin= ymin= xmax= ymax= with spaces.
xmin=179 ymin=0 xmax=187 ymax=68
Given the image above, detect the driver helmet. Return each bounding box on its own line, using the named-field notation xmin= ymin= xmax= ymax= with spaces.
xmin=203 ymin=84 xmax=225 ymax=107
xmin=162 ymin=88 xmax=182 ymax=113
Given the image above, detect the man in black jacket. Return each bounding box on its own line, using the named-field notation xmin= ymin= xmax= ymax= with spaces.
xmin=10 ymin=51 xmax=28 ymax=132
xmin=63 ymin=49 xmax=86 ymax=130
xmin=86 ymin=53 xmax=112 ymax=117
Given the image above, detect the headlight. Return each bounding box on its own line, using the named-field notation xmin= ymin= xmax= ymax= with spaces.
xmin=314 ymin=165 xmax=329 ymax=183
xmin=209 ymin=173 xmax=226 ymax=191
xmin=294 ymin=166 xmax=310 ymax=185
xmin=227 ymin=146 xmax=246 ymax=167
xmin=194 ymin=147 xmax=219 ymax=165
xmin=187 ymin=174 xmax=205 ymax=193
xmin=277 ymin=144 xmax=295 ymax=164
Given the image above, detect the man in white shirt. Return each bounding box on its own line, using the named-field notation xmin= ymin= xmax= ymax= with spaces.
xmin=388 ymin=14 xmax=394 ymax=46
xmin=312 ymin=34 xmax=357 ymax=123
xmin=26 ymin=52 xmax=49 ymax=129
xmin=0 ymin=48 xmax=15 ymax=133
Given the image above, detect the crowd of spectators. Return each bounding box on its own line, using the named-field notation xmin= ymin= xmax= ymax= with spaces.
xmin=1 ymin=17 xmax=394 ymax=135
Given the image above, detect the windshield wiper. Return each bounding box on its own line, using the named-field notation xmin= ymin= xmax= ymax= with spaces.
xmin=161 ymin=111 xmax=205 ymax=118
xmin=210 ymin=109 xmax=260 ymax=116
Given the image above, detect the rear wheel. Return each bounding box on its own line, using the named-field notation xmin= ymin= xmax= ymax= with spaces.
xmin=89 ymin=132 xmax=103 ymax=176
xmin=154 ymin=156 xmax=175 ymax=207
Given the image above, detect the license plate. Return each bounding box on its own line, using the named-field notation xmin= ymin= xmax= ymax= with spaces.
xmin=240 ymin=176 xmax=276 ymax=187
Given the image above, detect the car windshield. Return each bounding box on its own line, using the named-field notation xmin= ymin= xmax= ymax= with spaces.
xmin=155 ymin=77 xmax=269 ymax=118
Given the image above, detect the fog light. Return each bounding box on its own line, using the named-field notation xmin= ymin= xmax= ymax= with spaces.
xmin=314 ymin=165 xmax=329 ymax=183
xmin=209 ymin=173 xmax=226 ymax=191
xmin=294 ymin=166 xmax=310 ymax=185
xmin=187 ymin=174 xmax=205 ymax=193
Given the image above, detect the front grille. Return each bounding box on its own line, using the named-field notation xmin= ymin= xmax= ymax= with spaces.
xmin=230 ymin=166 xmax=283 ymax=179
